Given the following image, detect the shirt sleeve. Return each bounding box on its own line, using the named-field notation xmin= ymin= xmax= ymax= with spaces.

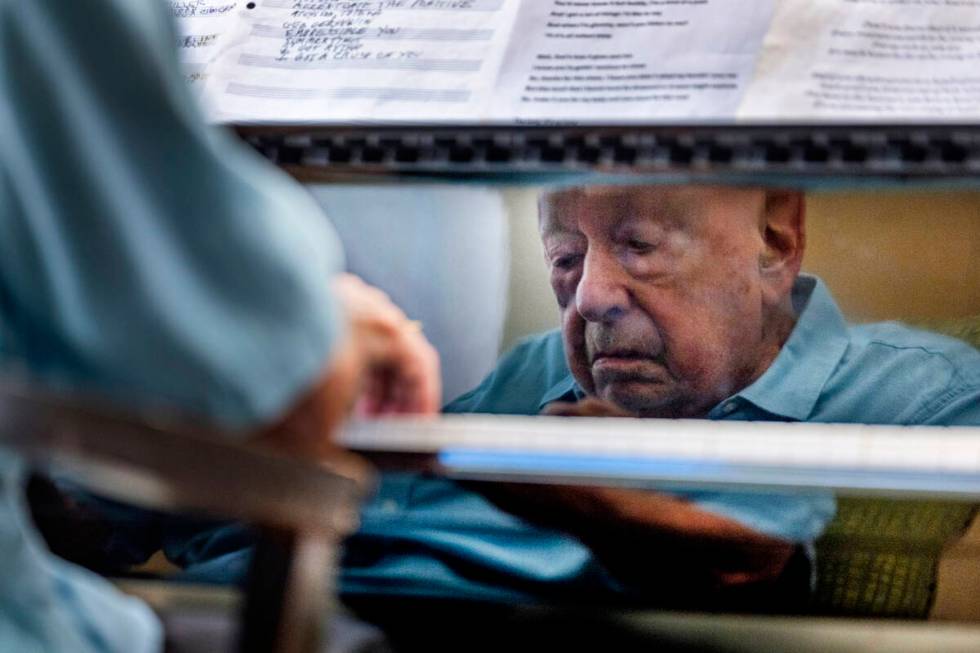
xmin=676 ymin=490 xmax=837 ymax=544
xmin=918 ymin=377 xmax=980 ymax=426
xmin=0 ymin=0 xmax=344 ymax=429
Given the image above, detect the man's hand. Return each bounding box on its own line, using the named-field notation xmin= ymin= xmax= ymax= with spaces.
xmin=542 ymin=396 xmax=634 ymax=418
xmin=252 ymin=274 xmax=440 ymax=463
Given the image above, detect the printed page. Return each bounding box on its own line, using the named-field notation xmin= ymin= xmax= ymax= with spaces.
xmin=197 ymin=0 xmax=522 ymax=124
xmin=170 ymin=1 xmax=241 ymax=91
xmin=488 ymin=0 xmax=777 ymax=123
xmin=739 ymin=0 xmax=980 ymax=122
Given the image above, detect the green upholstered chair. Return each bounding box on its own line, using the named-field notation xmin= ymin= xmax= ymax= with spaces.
xmin=811 ymin=317 xmax=980 ymax=618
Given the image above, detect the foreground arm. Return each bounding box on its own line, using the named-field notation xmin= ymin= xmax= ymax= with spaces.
xmin=471 ymin=399 xmax=806 ymax=605
xmin=475 ymin=481 xmax=800 ymax=602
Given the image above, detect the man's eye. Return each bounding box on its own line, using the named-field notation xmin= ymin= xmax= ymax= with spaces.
xmin=553 ymin=255 xmax=581 ymax=270
xmin=626 ymin=239 xmax=655 ymax=254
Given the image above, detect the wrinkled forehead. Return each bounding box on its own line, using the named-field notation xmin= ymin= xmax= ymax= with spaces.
xmin=538 ymin=184 xmax=763 ymax=236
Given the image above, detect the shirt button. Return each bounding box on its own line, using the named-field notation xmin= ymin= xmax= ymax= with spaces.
xmin=721 ymin=402 xmax=738 ymax=415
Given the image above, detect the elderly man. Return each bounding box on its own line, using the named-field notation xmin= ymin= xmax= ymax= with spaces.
xmin=339 ymin=183 xmax=980 ymax=607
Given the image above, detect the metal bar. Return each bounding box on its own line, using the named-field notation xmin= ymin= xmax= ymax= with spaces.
xmin=239 ymin=528 xmax=335 ymax=653
xmin=341 ymin=416 xmax=980 ymax=499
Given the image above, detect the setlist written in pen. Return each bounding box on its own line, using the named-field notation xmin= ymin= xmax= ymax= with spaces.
xmin=195 ymin=0 xmax=523 ymax=123
xmin=170 ymin=1 xmax=238 ymax=89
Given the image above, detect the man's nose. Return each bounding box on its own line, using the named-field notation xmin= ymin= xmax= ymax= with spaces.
xmin=575 ymin=250 xmax=630 ymax=323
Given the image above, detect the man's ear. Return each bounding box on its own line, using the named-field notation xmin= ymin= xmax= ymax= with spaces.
xmin=759 ymin=190 xmax=805 ymax=300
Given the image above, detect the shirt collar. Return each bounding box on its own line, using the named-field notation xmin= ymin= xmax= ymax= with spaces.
xmin=537 ymin=373 xmax=582 ymax=411
xmin=536 ymin=275 xmax=849 ymax=421
xmin=733 ymin=275 xmax=850 ymax=421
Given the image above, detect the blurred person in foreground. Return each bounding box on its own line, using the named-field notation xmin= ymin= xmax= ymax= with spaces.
xmin=0 ymin=1 xmax=439 ymax=652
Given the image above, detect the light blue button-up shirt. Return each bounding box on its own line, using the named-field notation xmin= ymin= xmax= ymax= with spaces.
xmin=1 ymin=1 xmax=343 ymax=651
xmin=337 ymin=275 xmax=980 ymax=602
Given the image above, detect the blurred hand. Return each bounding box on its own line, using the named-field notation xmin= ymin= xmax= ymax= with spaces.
xmin=252 ymin=274 xmax=440 ymax=463
xmin=331 ymin=273 xmax=441 ymax=417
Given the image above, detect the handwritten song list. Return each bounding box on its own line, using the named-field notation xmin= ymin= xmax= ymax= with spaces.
xmin=188 ymin=0 xmax=520 ymax=122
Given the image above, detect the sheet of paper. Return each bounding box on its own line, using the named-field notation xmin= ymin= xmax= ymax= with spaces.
xmin=196 ymin=0 xmax=523 ymax=123
xmin=739 ymin=0 xmax=980 ymax=122
xmin=170 ymin=1 xmax=241 ymax=91
xmin=172 ymin=0 xmax=980 ymax=124
xmin=488 ymin=0 xmax=777 ymax=123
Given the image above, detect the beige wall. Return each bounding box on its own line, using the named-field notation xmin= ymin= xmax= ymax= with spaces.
xmin=804 ymin=191 xmax=980 ymax=323
xmin=500 ymin=188 xmax=980 ymax=351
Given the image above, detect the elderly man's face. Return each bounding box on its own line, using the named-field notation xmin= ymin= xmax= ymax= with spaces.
xmin=540 ymin=185 xmax=801 ymax=418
